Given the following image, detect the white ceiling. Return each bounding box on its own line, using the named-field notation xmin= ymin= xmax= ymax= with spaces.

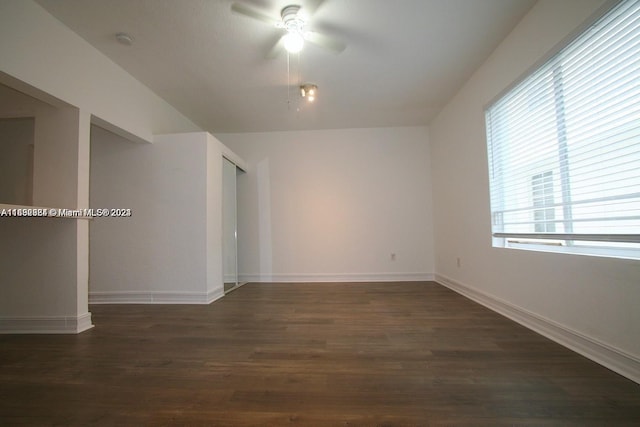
xmin=34 ymin=0 xmax=536 ymax=133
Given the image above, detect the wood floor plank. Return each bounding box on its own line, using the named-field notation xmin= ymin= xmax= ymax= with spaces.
xmin=0 ymin=281 xmax=639 ymax=425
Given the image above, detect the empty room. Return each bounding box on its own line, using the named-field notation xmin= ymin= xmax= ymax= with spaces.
xmin=0 ymin=0 xmax=639 ymax=425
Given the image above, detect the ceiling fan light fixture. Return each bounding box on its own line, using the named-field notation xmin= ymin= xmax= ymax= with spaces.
xmin=283 ymin=31 xmax=304 ymax=53
xmin=300 ymin=84 xmax=318 ymax=102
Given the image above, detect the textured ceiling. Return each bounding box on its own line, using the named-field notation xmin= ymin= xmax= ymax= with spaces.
xmin=34 ymin=0 xmax=536 ymax=133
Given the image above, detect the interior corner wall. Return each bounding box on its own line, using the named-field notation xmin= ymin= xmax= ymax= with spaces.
xmin=0 ymin=0 xmax=201 ymax=142
xmin=429 ymin=0 xmax=640 ymax=381
xmin=89 ymin=128 xmax=209 ymax=303
xmin=216 ymin=126 xmax=435 ymax=283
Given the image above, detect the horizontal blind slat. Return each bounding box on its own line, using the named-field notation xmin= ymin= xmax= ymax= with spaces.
xmin=486 ymin=0 xmax=640 ymax=254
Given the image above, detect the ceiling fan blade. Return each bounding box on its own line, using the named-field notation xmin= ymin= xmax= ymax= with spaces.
xmin=298 ymin=0 xmax=326 ymax=20
xmin=304 ymin=31 xmax=346 ymax=53
xmin=230 ymin=3 xmax=279 ymax=26
xmin=266 ymin=35 xmax=285 ymax=59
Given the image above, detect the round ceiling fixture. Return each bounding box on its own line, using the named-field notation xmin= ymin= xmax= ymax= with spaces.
xmin=283 ymin=32 xmax=304 ymax=53
xmin=115 ymin=32 xmax=134 ymax=46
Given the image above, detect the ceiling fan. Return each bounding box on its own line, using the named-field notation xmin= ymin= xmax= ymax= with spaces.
xmin=230 ymin=1 xmax=347 ymax=58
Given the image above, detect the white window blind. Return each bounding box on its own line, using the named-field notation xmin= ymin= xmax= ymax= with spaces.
xmin=486 ymin=0 xmax=640 ymax=258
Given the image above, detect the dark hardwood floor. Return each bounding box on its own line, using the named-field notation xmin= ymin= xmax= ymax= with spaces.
xmin=1 ymin=282 xmax=639 ymax=426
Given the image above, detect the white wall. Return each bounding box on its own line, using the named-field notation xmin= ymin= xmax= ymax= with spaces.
xmin=0 ymin=118 xmax=34 ymax=205
xmin=0 ymin=105 xmax=92 ymax=333
xmin=430 ymin=0 xmax=640 ymax=381
xmin=89 ymin=129 xmax=244 ymax=303
xmin=205 ymin=133 xmax=226 ymax=296
xmin=0 ymin=219 xmax=82 ymax=319
xmin=217 ymin=126 xmax=435 ymax=282
xmin=34 ymin=106 xmax=92 ymax=321
xmin=33 ymin=106 xmax=89 ymax=209
xmin=90 ymin=127 xmax=209 ymax=302
xmin=0 ymin=0 xmax=201 ymax=143
xmin=0 ymin=0 xmax=206 ymax=332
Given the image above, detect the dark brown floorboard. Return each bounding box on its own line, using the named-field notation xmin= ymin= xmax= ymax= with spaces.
xmin=1 ymin=282 xmax=639 ymax=426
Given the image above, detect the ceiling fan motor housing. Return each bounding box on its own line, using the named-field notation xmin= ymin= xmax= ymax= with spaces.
xmin=280 ymin=5 xmax=305 ymax=32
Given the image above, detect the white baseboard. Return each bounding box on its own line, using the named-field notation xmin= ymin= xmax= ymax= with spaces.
xmin=435 ymin=274 xmax=640 ymax=385
xmin=0 ymin=312 xmax=94 ymax=334
xmin=206 ymin=288 xmax=225 ymax=304
xmin=238 ymin=272 xmax=435 ymax=283
xmin=89 ymin=288 xmax=224 ymax=305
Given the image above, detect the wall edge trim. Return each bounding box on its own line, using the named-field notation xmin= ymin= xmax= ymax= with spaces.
xmin=0 ymin=312 xmax=94 ymax=334
xmin=238 ymin=273 xmax=435 ymax=283
xmin=434 ymin=274 xmax=640 ymax=385
xmin=89 ymin=290 xmax=224 ymax=305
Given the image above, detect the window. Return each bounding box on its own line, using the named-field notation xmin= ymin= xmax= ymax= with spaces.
xmin=532 ymin=171 xmax=556 ymax=233
xmin=485 ymin=0 xmax=640 ymax=259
